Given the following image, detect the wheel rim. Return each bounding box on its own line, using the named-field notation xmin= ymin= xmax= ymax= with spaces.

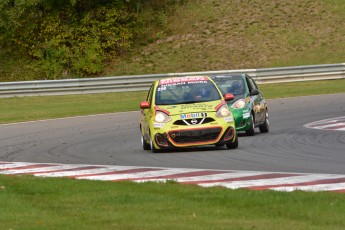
xmin=150 ymin=137 xmax=154 ymax=150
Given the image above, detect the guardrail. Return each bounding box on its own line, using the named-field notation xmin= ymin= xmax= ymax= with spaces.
xmin=0 ymin=63 xmax=344 ymax=97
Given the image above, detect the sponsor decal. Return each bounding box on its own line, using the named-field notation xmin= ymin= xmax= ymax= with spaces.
xmin=224 ymin=117 xmax=234 ymax=123
xmin=180 ymin=113 xmax=207 ymax=119
xmin=254 ymin=105 xmax=261 ymax=113
xmin=179 ymin=104 xmax=213 ymax=111
xmin=153 ymin=123 xmax=165 ymax=128
xmin=159 ymin=76 xmax=208 ymax=85
xmin=243 ymin=112 xmax=251 ymax=119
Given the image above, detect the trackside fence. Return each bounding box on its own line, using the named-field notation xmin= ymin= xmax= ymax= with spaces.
xmin=0 ymin=63 xmax=344 ymax=97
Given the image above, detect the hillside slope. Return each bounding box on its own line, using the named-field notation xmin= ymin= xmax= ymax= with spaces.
xmin=107 ymin=0 xmax=345 ymax=76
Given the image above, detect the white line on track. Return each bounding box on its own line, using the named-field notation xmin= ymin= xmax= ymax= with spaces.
xmin=198 ymin=174 xmax=345 ymax=189
xmin=1 ymin=161 xmax=345 ymax=193
xmin=304 ymin=116 xmax=345 ymax=132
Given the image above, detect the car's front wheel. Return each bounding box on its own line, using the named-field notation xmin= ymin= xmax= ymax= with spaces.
xmin=259 ymin=111 xmax=269 ymax=133
xmin=141 ymin=133 xmax=151 ymax=150
xmin=226 ymin=135 xmax=238 ymax=149
xmin=150 ymin=136 xmax=159 ymax=153
xmin=245 ymin=113 xmax=255 ymax=136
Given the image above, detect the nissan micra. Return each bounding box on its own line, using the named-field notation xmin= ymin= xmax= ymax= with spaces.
xmin=140 ymin=76 xmax=238 ymax=153
xmin=211 ymin=74 xmax=269 ymax=136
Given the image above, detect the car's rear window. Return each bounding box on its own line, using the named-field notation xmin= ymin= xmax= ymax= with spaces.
xmin=155 ymin=77 xmax=221 ymax=105
xmin=212 ymin=76 xmax=246 ymax=96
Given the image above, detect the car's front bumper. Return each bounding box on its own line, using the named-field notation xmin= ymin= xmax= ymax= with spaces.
xmin=232 ymin=108 xmax=251 ymax=131
xmin=150 ymin=116 xmax=236 ymax=149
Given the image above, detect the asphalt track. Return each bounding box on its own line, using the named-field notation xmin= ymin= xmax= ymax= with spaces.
xmin=1 ymin=93 xmax=345 ymax=175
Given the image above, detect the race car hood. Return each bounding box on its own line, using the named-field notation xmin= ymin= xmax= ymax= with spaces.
xmin=156 ymin=100 xmax=224 ymax=116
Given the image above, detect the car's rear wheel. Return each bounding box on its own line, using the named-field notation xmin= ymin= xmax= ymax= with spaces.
xmin=259 ymin=111 xmax=269 ymax=133
xmin=245 ymin=113 xmax=255 ymax=136
xmin=226 ymin=135 xmax=238 ymax=149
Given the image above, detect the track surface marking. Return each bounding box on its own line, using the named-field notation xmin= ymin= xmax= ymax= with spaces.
xmin=304 ymin=116 xmax=345 ymax=131
xmin=1 ymin=161 xmax=345 ymax=193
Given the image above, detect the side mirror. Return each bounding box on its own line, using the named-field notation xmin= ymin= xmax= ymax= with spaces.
xmin=224 ymin=93 xmax=235 ymax=101
xmin=250 ymin=89 xmax=259 ymax=96
xmin=140 ymin=101 xmax=150 ymax=109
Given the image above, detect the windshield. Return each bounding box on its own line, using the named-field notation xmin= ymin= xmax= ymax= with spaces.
xmin=155 ymin=76 xmax=222 ymax=105
xmin=212 ymin=76 xmax=246 ymax=96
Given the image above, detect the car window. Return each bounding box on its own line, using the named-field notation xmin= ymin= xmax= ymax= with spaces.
xmin=212 ymin=76 xmax=246 ymax=96
xmin=249 ymin=76 xmax=259 ymax=89
xmin=246 ymin=76 xmax=258 ymax=92
xmin=146 ymin=83 xmax=154 ymax=103
xmin=155 ymin=77 xmax=221 ymax=105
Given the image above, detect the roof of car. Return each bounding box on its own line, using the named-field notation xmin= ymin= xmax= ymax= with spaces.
xmin=210 ymin=73 xmax=247 ymax=78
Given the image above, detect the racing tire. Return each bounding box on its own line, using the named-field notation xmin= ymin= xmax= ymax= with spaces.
xmin=259 ymin=111 xmax=269 ymax=133
xmin=226 ymin=135 xmax=238 ymax=149
xmin=141 ymin=134 xmax=151 ymax=150
xmin=150 ymin=137 xmax=159 ymax=153
xmin=245 ymin=113 xmax=255 ymax=136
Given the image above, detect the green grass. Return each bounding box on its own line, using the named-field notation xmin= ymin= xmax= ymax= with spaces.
xmin=105 ymin=0 xmax=345 ymax=77
xmin=259 ymin=79 xmax=345 ymax=98
xmin=0 ymin=79 xmax=344 ymax=124
xmin=0 ymin=91 xmax=147 ymax=124
xmin=1 ymin=175 xmax=345 ymax=229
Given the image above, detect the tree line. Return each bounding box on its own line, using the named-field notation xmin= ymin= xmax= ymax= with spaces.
xmin=0 ymin=0 xmax=185 ymax=79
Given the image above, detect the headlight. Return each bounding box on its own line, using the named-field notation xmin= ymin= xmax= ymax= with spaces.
xmin=216 ymin=104 xmax=231 ymax=118
xmin=231 ymin=99 xmax=246 ymax=109
xmin=155 ymin=111 xmax=171 ymax=123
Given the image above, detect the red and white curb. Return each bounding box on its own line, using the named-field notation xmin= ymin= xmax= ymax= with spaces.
xmin=304 ymin=116 xmax=345 ymax=131
xmin=1 ymin=161 xmax=345 ymax=193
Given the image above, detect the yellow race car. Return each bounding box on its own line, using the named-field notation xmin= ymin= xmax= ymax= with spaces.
xmin=140 ymin=76 xmax=238 ymax=153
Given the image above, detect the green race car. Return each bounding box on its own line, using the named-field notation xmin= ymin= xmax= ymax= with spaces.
xmin=211 ymin=74 xmax=269 ymax=136
xmin=140 ymin=76 xmax=238 ymax=153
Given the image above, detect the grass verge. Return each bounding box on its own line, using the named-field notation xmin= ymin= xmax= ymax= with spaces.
xmin=0 ymin=79 xmax=344 ymax=124
xmin=0 ymin=91 xmax=147 ymax=124
xmin=1 ymin=175 xmax=345 ymax=229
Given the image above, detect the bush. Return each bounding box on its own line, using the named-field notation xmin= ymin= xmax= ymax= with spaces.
xmin=0 ymin=0 xmax=186 ymax=80
xmin=0 ymin=0 xmax=135 ymax=79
